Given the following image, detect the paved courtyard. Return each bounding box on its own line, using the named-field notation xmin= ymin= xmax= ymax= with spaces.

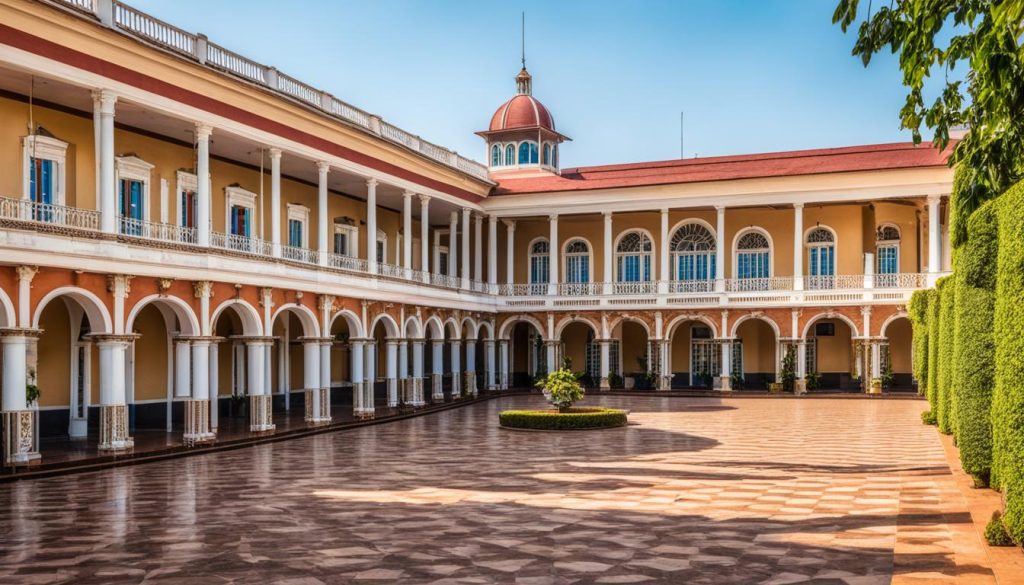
xmin=0 ymin=395 xmax=998 ymax=584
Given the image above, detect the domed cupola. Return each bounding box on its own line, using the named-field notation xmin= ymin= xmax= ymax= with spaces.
xmin=477 ymin=66 xmax=570 ymax=176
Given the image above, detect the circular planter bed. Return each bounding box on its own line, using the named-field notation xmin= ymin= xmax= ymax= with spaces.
xmin=499 ymin=406 xmax=628 ymax=430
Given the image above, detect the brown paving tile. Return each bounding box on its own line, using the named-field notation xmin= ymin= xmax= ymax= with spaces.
xmin=0 ymin=395 xmax=1012 ymax=584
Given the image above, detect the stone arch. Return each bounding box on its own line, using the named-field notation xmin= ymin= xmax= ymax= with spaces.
xmin=608 ymin=315 xmax=652 ymax=338
xmin=554 ymin=314 xmax=600 ymax=338
xmin=730 ymin=313 xmax=781 ymax=338
xmin=370 ymin=312 xmax=401 ymax=339
xmin=443 ymin=318 xmax=461 ymax=340
xmin=126 ymin=294 xmax=200 ymax=337
xmin=461 ymin=316 xmax=479 ymax=340
xmin=329 ymin=309 xmax=364 ymax=338
xmin=210 ymin=298 xmax=263 ymax=336
xmin=423 ymin=315 xmax=445 ymax=339
xmin=271 ymin=303 xmax=321 ymax=338
xmin=477 ymin=320 xmax=495 ymax=341
xmin=32 ymin=286 xmax=113 ymax=333
xmin=801 ymin=311 xmax=860 ymax=339
xmin=0 ymin=286 xmax=15 ymax=328
xmin=404 ymin=315 xmax=423 ymax=339
xmin=665 ymin=313 xmax=718 ymax=339
xmin=498 ymin=314 xmax=544 ymax=340
xmin=880 ymin=310 xmax=910 ymax=337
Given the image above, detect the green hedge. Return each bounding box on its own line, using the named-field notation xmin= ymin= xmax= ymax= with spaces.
xmin=499 ymin=407 xmax=628 ymax=430
xmin=994 ymin=182 xmax=1024 ymax=541
xmin=935 ymin=276 xmax=956 ymax=434
xmin=952 ymin=200 xmax=998 ymax=483
xmin=926 ymin=284 xmax=942 ymax=411
xmin=908 ymin=290 xmax=930 ymax=397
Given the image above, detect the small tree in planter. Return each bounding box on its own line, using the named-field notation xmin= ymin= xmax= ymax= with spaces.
xmin=25 ymin=367 xmax=40 ymax=406
xmin=780 ymin=345 xmax=797 ymax=392
xmin=535 ymin=367 xmax=584 ymax=413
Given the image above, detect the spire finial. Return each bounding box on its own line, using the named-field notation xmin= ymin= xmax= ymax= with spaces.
xmin=516 ymin=12 xmax=532 ymax=95
xmin=521 ymin=12 xmax=526 ymax=69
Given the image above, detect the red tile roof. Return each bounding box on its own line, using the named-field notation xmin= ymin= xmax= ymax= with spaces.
xmin=492 ymin=142 xmax=953 ymax=195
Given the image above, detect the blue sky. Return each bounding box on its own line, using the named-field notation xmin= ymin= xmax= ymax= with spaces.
xmin=130 ymin=0 xmax=930 ymax=168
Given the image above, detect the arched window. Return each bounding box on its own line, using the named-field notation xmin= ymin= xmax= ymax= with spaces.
xmin=542 ymin=143 xmax=552 ymax=166
xmin=504 ymin=144 xmax=515 ymax=166
xmin=670 ymin=223 xmax=716 ymax=283
xmin=518 ymin=141 xmax=539 ymax=165
xmin=529 ymin=239 xmax=550 ymax=294
xmin=615 ymin=231 xmax=653 ymax=282
xmin=563 ymin=239 xmax=590 ymax=285
xmin=876 ymin=224 xmax=901 ymax=286
xmin=552 ymin=145 xmax=558 ymax=168
xmin=491 ymin=144 xmax=501 ymax=167
xmin=805 ymin=227 xmax=835 ymax=289
xmin=735 ymin=230 xmax=770 ymax=282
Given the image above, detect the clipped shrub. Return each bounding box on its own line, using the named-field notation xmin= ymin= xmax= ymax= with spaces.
xmin=993 ymin=181 xmax=1024 ymax=541
xmin=926 ymin=285 xmax=942 ymax=411
xmin=908 ymin=290 xmax=930 ymax=396
xmin=985 ymin=511 xmax=1014 ymax=547
xmin=535 ymin=367 xmax=584 ymax=412
xmin=921 ymin=410 xmax=937 ymax=425
xmin=935 ymin=277 xmax=956 ymax=434
xmin=952 ymin=200 xmax=998 ymax=485
xmin=499 ymin=407 xmax=628 ymax=430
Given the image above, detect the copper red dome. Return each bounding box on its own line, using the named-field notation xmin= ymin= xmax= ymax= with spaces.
xmin=488 ymin=94 xmax=556 ymax=133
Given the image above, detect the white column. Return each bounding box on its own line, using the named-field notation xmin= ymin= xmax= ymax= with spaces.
xmin=448 ymin=211 xmax=458 ymax=278
xmin=269 ymin=148 xmax=282 ymax=257
xmin=317 ymin=162 xmax=330 ymax=265
xmin=16 ymin=266 xmax=36 ymax=328
xmin=715 ymin=206 xmax=726 ymax=292
xmin=451 ymin=340 xmax=462 ymax=396
xmin=412 ymin=340 xmax=425 ymax=405
xmin=461 ymin=207 xmax=471 ymax=289
xmin=385 ymin=340 xmax=398 ymax=407
xmin=474 ymin=214 xmax=483 ymax=282
xmin=548 ymin=213 xmax=559 ymax=295
xmin=96 ymin=90 xmax=117 ymax=234
xmin=191 ymin=340 xmax=210 ymax=401
xmin=484 ymin=340 xmax=496 ymax=390
xmin=488 ymin=215 xmax=498 ymax=290
xmin=247 ymin=341 xmax=266 ymax=396
xmin=659 ymin=208 xmax=670 ymax=293
xmin=793 ymin=203 xmax=804 ymax=291
xmin=364 ymin=341 xmax=376 ymax=413
xmin=2 ymin=335 xmax=29 ymax=411
xmin=366 ymin=179 xmax=378 ymax=274
xmin=603 ymin=211 xmax=613 ymax=294
xmin=208 ymin=342 xmax=219 ymax=430
xmin=419 ymin=195 xmax=431 ymax=282
xmin=499 ymin=340 xmax=509 ymax=390
xmin=398 ymin=340 xmax=409 ymax=404
xmin=927 ymin=194 xmax=942 ymax=279
xmin=545 ymin=341 xmax=556 ymax=375
xmin=320 ymin=340 xmax=332 ymax=421
xmin=187 ymin=339 xmax=213 ymax=440
xmin=97 ymin=338 xmax=132 ymax=450
xmin=303 ymin=341 xmax=321 ymax=421
xmin=720 ymin=339 xmax=732 ymax=391
xmin=431 ymin=339 xmax=444 ymax=399
xmin=402 ymin=191 xmax=413 ymax=275
xmin=350 ymin=340 xmax=365 ymax=414
xmin=505 ymin=220 xmax=516 ymax=285
xmin=599 ymin=340 xmax=610 ymax=390
xmin=174 ymin=340 xmax=191 ymax=398
xmin=466 ymin=339 xmax=477 ymax=396
xmin=195 ymin=124 xmax=212 ymax=246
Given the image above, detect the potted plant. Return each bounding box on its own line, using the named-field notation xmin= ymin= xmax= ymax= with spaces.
xmin=535 ymin=367 xmax=584 ymax=413
xmin=805 ymin=371 xmax=821 ymax=391
xmin=869 ymin=378 xmax=883 ymax=394
xmin=780 ymin=345 xmax=797 ymax=392
xmin=25 ymin=367 xmax=40 ymax=406
xmin=608 ymin=372 xmax=624 ymax=389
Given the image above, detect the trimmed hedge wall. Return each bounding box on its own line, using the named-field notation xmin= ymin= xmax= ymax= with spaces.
xmin=994 ymin=181 xmax=1024 ymax=541
xmin=908 ymin=290 xmax=930 ymax=397
xmin=926 ymin=285 xmax=942 ymax=411
xmin=935 ymin=276 xmax=956 ymax=434
xmin=499 ymin=407 xmax=628 ymax=430
xmin=952 ymin=200 xmax=998 ymax=483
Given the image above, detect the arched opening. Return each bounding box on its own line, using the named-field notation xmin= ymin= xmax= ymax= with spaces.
xmin=212 ymin=303 xmax=262 ymax=427
xmin=559 ymin=321 xmax=599 ymax=388
xmin=734 ymin=229 xmax=771 ymax=290
xmin=668 ymin=319 xmax=718 ymax=389
xmin=35 ymin=298 xmax=99 ymax=439
xmin=461 ymin=320 xmax=483 ymax=396
xmin=490 ymin=144 xmax=501 ymax=167
xmin=327 ymin=312 xmax=356 ymax=414
xmin=615 ymin=231 xmax=654 ymax=288
xmin=670 ymin=223 xmax=716 ymax=292
xmin=563 ymin=239 xmax=591 ymax=292
xmin=876 ymin=224 xmax=902 ymax=287
xmin=508 ymin=320 xmax=544 ymax=388
xmin=370 ymin=315 xmax=399 ymax=410
xmin=882 ymin=316 xmax=914 ymax=392
xmin=613 ymin=319 xmax=652 ymax=390
xmin=734 ymin=318 xmax=777 ymax=389
xmin=529 ymin=238 xmax=550 ymax=294
xmin=804 ymin=317 xmax=856 ymax=391
xmin=806 ymin=227 xmax=836 ymax=289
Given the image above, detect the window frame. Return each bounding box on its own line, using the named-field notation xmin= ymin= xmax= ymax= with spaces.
xmin=333 ymin=222 xmax=359 ymax=257
xmin=286 ymin=203 xmax=310 ymax=249
xmin=875 ymin=223 xmax=901 ymax=275
xmin=614 ymin=229 xmax=655 ymax=283
xmin=115 ymin=155 xmax=155 ymax=225
xmin=224 ymin=185 xmax=258 ymax=236
xmin=528 ymin=237 xmax=551 ymax=285
xmin=732 ymin=228 xmax=773 ymax=279
xmin=804 ymin=226 xmax=837 ymax=278
xmin=175 ymin=170 xmax=199 ymax=229
xmin=562 ymin=238 xmax=593 ymax=284
xmin=669 ymin=220 xmax=717 ymax=282
xmin=22 ymin=134 xmax=68 ymax=207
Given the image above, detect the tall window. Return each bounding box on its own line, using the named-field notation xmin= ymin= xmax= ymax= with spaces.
xmin=806 ymin=227 xmax=835 ymax=289
xmin=286 ymin=204 xmax=309 ymax=250
xmin=504 ymin=144 xmax=515 ymax=166
xmin=288 ymin=219 xmax=303 ymax=248
xmin=876 ymin=224 xmax=901 ymax=287
xmin=230 ymin=204 xmax=251 ymax=237
xmin=529 ymin=239 xmax=550 ymax=294
xmin=518 ymin=141 xmax=539 ymax=165
xmin=735 ymin=230 xmax=770 ymax=282
xmin=564 ymin=239 xmax=590 ymax=286
xmin=438 ymin=247 xmax=449 ymax=276
xmin=616 ymin=231 xmax=653 ymax=282
xmin=491 ymin=144 xmax=501 ymax=167
xmin=22 ymin=134 xmax=68 ymax=219
xmin=376 ymin=229 xmax=387 ymax=265
xmin=29 ymin=158 xmax=54 ymax=206
xmin=334 ymin=224 xmax=358 ymax=256
xmin=543 ymin=143 xmax=552 ymax=166
xmin=225 ymin=186 xmax=256 ymax=241
xmin=115 ymin=156 xmax=153 ymax=236
xmin=670 ymin=223 xmax=716 ymax=283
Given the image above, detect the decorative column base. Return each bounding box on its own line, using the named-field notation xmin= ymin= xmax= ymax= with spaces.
xmin=451 ymin=375 xmax=461 ymax=399
xmin=386 ymin=378 xmax=398 ymax=408
xmin=600 ymin=377 xmax=610 ymax=391
xmin=411 ymin=378 xmax=425 ymax=406
xmin=431 ymin=373 xmax=443 ymax=400
xmin=398 ymin=378 xmax=409 ymax=406
xmin=99 ymin=404 xmax=134 ymax=451
xmin=717 ymin=375 xmax=732 ymax=392
xmin=464 ymin=371 xmax=477 ymax=397
xmin=656 ymin=375 xmax=672 ymax=391
xmin=304 ymin=388 xmax=332 ymax=424
xmin=352 ymin=382 xmax=375 ymax=418
xmin=2 ymin=410 xmax=40 ymax=464
xmin=249 ymin=394 xmax=275 ymax=432
xmin=183 ymin=399 xmax=215 ymax=444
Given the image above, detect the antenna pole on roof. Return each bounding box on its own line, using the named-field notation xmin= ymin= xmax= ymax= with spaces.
xmin=680 ymin=111 xmax=684 ymax=159
xmin=521 ymin=12 xmax=526 ymax=68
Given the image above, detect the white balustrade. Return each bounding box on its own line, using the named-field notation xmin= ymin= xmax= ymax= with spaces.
xmin=58 ymin=0 xmax=95 ymax=12
xmin=726 ymin=277 xmax=793 ymax=292
xmin=0 ymin=197 xmax=100 ymax=230
xmin=281 ymin=245 xmax=318 ymax=264
xmin=612 ymin=281 xmax=659 ymax=295
xmin=205 ymin=42 xmax=266 ymax=84
xmin=118 ymin=216 xmax=197 ymax=243
xmin=557 ymin=282 xmax=602 ymax=296
xmin=211 ymin=231 xmax=272 ymax=255
xmin=328 ymin=253 xmax=368 ymax=272
xmin=113 ymin=2 xmax=195 ymax=54
xmin=668 ymin=280 xmax=714 ymax=294
xmin=276 ymin=73 xmax=320 ymax=105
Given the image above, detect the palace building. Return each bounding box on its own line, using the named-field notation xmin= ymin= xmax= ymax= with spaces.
xmin=0 ymin=0 xmax=952 ymax=464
